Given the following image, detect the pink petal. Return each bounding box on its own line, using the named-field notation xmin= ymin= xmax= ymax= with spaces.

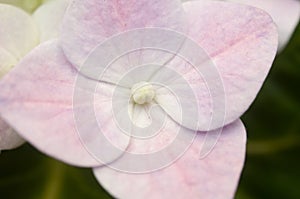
xmin=99 ymin=107 xmax=198 ymax=173
xmin=150 ymin=56 xmax=216 ymax=131
xmin=93 ymin=120 xmax=246 ymax=199
xmin=0 ymin=118 xmax=24 ymax=150
xmin=61 ymin=0 xmax=186 ymax=68
xmin=229 ymin=0 xmax=300 ymax=51
xmin=0 ymin=40 xmax=130 ymax=167
xmin=173 ymin=1 xmax=278 ymax=130
xmin=77 ymin=31 xmax=188 ymax=85
xmin=77 ymin=83 xmax=132 ymax=165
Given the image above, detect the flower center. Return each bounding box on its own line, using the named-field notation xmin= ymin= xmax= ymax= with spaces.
xmin=131 ymin=82 xmax=155 ymax=105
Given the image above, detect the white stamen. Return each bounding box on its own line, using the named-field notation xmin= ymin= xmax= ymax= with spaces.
xmin=131 ymin=82 xmax=155 ymax=105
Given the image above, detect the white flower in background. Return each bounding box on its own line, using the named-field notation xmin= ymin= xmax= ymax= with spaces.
xmin=0 ymin=0 xmax=69 ymax=151
xmin=183 ymin=0 xmax=300 ymax=51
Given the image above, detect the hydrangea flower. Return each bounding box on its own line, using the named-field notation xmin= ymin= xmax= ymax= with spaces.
xmin=0 ymin=0 xmax=68 ymax=151
xmin=0 ymin=0 xmax=278 ymax=198
xmin=183 ymin=0 xmax=300 ymax=51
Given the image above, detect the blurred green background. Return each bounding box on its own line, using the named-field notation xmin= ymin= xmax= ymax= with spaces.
xmin=0 ymin=1 xmax=300 ymax=199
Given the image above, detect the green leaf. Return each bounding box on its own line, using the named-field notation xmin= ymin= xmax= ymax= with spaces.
xmin=0 ymin=144 xmax=113 ymax=199
xmin=237 ymin=23 xmax=300 ymax=199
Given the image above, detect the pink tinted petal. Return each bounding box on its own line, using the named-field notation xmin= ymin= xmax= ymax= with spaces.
xmin=0 ymin=118 xmax=24 ymax=150
xmin=61 ymin=0 xmax=186 ymax=67
xmin=0 ymin=40 xmax=129 ymax=167
xmin=180 ymin=1 xmax=278 ymax=130
xmin=105 ymin=109 xmax=197 ymax=173
xmin=93 ymin=120 xmax=246 ymax=199
xmin=229 ymin=0 xmax=300 ymax=51
xmin=76 ymin=83 xmax=131 ymax=164
xmin=183 ymin=0 xmax=299 ymax=50
xmin=82 ymin=32 xmax=187 ymax=85
xmin=150 ymin=56 xmax=214 ymax=131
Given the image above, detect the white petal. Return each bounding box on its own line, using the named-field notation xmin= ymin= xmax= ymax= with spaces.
xmin=33 ymin=0 xmax=69 ymax=42
xmin=0 ymin=4 xmax=39 ymax=60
